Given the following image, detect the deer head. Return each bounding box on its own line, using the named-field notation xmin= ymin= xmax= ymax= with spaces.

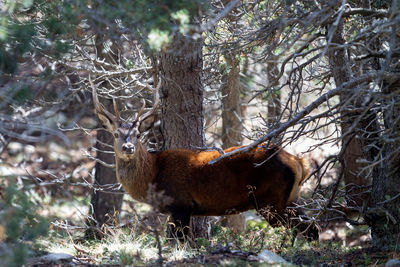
xmin=91 ymin=77 xmax=160 ymax=161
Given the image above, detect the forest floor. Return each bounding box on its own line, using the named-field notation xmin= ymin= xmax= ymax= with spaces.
xmin=1 ymin=131 xmax=400 ymax=266
xmin=25 ymin=214 xmax=400 ymax=266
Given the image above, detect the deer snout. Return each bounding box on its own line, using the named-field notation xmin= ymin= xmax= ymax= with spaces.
xmin=122 ymin=142 xmax=135 ymax=153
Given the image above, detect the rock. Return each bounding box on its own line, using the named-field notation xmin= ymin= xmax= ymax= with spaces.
xmin=385 ymin=259 xmax=400 ymax=267
xmin=257 ymin=249 xmax=292 ymax=265
xmin=31 ymin=253 xmax=74 ymax=264
xmin=7 ymin=142 xmax=24 ymax=155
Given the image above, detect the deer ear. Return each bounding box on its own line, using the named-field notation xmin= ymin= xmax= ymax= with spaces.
xmin=139 ymin=115 xmax=156 ymax=133
xmin=97 ymin=113 xmax=117 ymax=132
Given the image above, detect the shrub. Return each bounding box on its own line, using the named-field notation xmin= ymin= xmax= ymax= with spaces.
xmin=0 ymin=182 xmax=49 ymax=266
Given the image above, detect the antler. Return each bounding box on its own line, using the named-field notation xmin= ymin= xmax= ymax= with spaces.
xmin=90 ymin=76 xmax=118 ymax=123
xmin=136 ymin=78 xmax=161 ymax=123
xmin=113 ymin=98 xmax=120 ymax=121
xmin=135 ymin=99 xmax=147 ymax=122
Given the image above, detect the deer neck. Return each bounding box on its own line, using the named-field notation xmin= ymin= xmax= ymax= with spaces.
xmin=115 ymin=142 xmax=156 ymax=202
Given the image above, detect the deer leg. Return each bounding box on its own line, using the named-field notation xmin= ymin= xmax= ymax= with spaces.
xmin=166 ymin=209 xmax=191 ymax=242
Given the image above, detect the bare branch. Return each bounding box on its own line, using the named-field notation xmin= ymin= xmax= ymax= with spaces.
xmin=209 ymin=73 xmax=382 ymax=164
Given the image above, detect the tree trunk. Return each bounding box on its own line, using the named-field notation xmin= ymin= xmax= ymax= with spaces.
xmin=159 ymin=32 xmax=210 ymax=239
xmin=220 ymin=54 xmax=246 ymax=232
xmin=266 ymin=56 xmax=281 ymax=126
xmin=326 ymin=20 xmax=373 ymax=208
xmin=327 ymin=5 xmax=400 ymax=249
xmin=361 ymin=1 xmax=400 ymax=249
xmin=85 ymin=129 xmax=123 ymax=239
xmin=221 ymin=55 xmax=242 ymax=147
xmin=85 ymin=37 xmax=123 ymax=239
xmin=369 ymin=77 xmax=400 ymax=249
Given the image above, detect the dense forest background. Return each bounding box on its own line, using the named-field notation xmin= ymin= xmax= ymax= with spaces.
xmin=1 ymin=0 xmax=400 ymax=266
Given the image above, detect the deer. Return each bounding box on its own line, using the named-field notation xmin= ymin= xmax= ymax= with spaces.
xmin=91 ymin=79 xmax=319 ymax=242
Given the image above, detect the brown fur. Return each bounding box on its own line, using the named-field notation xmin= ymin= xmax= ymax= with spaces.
xmin=115 ymin=143 xmax=318 ymax=240
xmin=92 ymin=85 xmax=317 ymax=241
xmin=115 ymin=142 xmax=156 ymax=203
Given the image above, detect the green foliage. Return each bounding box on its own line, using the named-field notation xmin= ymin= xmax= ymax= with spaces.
xmin=210 ymin=222 xmax=270 ymax=253
xmin=0 ymin=0 xmax=209 ymax=74
xmin=147 ymin=29 xmax=171 ymax=51
xmin=171 ymin=9 xmax=190 ymax=34
xmin=74 ymin=0 xmax=208 ymax=51
xmin=117 ymin=0 xmax=203 ymax=32
xmin=196 ymin=237 xmax=211 ymax=248
xmin=0 ymin=0 xmax=77 ymax=74
xmin=246 ymin=220 xmax=268 ymax=230
xmin=0 ymin=182 xmax=49 ymax=266
xmin=42 ymin=16 xmax=68 ymax=38
xmin=12 ymin=85 xmax=33 ymax=103
xmin=0 ymin=21 xmax=36 ymax=73
xmin=119 ymin=249 xmax=135 ymax=266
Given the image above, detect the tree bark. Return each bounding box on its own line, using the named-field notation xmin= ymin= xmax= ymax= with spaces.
xmin=221 ymin=55 xmax=242 ymax=147
xmin=85 ymin=129 xmax=123 ymax=239
xmin=159 ymin=38 xmax=204 ymax=148
xmin=220 ymin=54 xmax=246 ymax=232
xmin=326 ymin=3 xmax=400 ymax=249
xmin=369 ymin=77 xmax=400 ymax=249
xmin=85 ymin=37 xmax=123 ymax=239
xmin=266 ymin=56 xmax=281 ymax=126
xmin=326 ymin=20 xmax=373 ymax=208
xmin=159 ymin=32 xmax=210 ymax=239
